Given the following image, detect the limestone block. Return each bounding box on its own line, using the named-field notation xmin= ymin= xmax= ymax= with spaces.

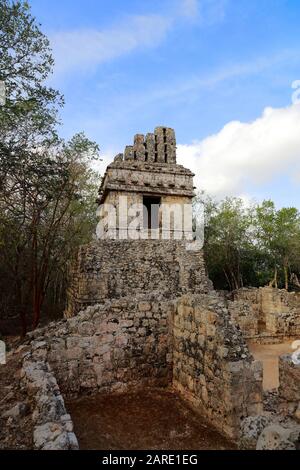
xmin=256 ymin=423 xmax=300 ymax=450
xmin=295 ymin=403 xmax=300 ymax=422
xmin=139 ymin=302 xmax=151 ymax=311
xmin=133 ymin=134 xmax=145 ymax=162
xmin=124 ymin=145 xmax=134 ymax=160
xmin=65 ymin=347 xmax=82 ymax=361
xmin=145 ymin=133 xmax=155 ymax=162
xmin=119 ymin=319 xmax=134 ymax=328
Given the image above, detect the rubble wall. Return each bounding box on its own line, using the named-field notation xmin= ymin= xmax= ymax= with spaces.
xmin=26 ymin=290 xmax=264 ymax=441
xmin=29 ymin=296 xmax=173 ymax=397
xmin=65 ymin=241 xmax=210 ymax=317
xmin=228 ymin=287 xmax=300 ymax=342
xmin=279 ymin=355 xmax=300 ymax=421
xmin=21 ymin=353 xmax=79 ymax=450
xmin=172 ymin=294 xmax=263 ymax=439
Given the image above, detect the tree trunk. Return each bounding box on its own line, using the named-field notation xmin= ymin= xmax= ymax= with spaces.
xmin=17 ymin=283 xmax=27 ymax=337
xmin=20 ymin=310 xmax=27 ymax=337
xmin=223 ymin=269 xmax=232 ymax=291
xmin=284 ymin=264 xmax=289 ymax=291
xmin=291 ymin=273 xmax=300 ymax=288
xmin=32 ymin=288 xmax=44 ymax=329
xmin=269 ymin=266 xmax=278 ymax=288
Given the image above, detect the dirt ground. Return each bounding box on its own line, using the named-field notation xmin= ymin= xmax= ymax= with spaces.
xmin=67 ymin=388 xmax=236 ymax=450
xmin=248 ymin=341 xmax=294 ymax=390
xmin=0 ymin=338 xmax=33 ymax=449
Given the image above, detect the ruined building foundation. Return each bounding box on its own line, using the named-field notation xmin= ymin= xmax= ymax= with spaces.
xmin=19 ymin=127 xmax=300 ymax=450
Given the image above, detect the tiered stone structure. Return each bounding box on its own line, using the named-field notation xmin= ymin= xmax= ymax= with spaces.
xmin=98 ymin=127 xmax=191 ymax=201
xmin=66 ymin=127 xmax=199 ymax=317
xmin=97 ymin=126 xmax=195 ymax=240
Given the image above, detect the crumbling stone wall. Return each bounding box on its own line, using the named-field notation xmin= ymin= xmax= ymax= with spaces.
xmin=66 ymin=241 xmax=210 ymax=317
xmin=279 ymin=355 xmax=300 ymax=421
xmin=21 ymin=351 xmax=78 ymax=450
xmin=29 ymin=295 xmax=173 ymax=397
xmin=25 ymin=288 xmax=264 ymax=441
xmin=227 ymin=289 xmax=260 ymax=337
xmin=228 ymin=287 xmax=300 ymax=341
xmin=172 ymin=294 xmax=263 ymax=439
xmin=122 ymin=127 xmax=176 ymax=165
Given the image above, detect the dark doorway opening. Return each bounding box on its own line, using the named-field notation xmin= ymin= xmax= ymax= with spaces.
xmin=143 ymin=196 xmax=161 ymax=230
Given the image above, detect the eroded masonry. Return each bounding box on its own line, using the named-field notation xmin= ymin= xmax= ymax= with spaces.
xmin=14 ymin=128 xmax=300 ymax=450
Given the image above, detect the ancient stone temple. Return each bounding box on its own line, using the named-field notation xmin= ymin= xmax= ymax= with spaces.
xmin=58 ymin=127 xmax=263 ymax=443
xmin=65 ymin=127 xmax=207 ymax=316
xmin=3 ymin=129 xmax=300 ymax=451
xmin=96 ymin=126 xmax=195 ymax=240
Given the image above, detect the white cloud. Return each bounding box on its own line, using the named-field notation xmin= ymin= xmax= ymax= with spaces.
xmin=91 ymin=150 xmax=114 ymax=176
xmin=50 ymin=14 xmax=172 ymax=75
xmin=50 ymin=1 xmax=229 ymax=76
xmin=177 ymin=104 xmax=300 ymax=198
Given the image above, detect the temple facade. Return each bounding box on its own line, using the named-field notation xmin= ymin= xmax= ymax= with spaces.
xmin=96 ymin=127 xmax=195 ymax=240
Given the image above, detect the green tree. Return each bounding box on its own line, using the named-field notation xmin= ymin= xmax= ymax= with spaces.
xmin=0 ymin=0 xmax=62 ymax=147
xmin=199 ymin=194 xmax=255 ymax=290
xmin=198 ymin=194 xmax=300 ymax=292
xmin=0 ymin=132 xmax=100 ymax=334
xmin=255 ymin=201 xmax=300 ymax=290
xmin=0 ymin=1 xmax=101 ymax=335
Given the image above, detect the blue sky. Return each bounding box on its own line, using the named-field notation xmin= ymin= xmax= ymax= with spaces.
xmin=29 ymin=0 xmax=300 ymax=207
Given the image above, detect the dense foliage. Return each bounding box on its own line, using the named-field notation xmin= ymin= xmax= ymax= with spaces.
xmin=197 ymin=194 xmax=300 ymax=292
xmin=0 ymin=1 xmax=100 ymax=335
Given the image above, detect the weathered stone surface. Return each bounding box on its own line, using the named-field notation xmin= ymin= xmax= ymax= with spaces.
xmin=33 ymin=422 xmax=78 ymax=450
xmin=172 ymin=294 xmax=263 ymax=439
xmin=227 ymin=287 xmax=300 ymax=340
xmin=21 ymin=355 xmax=78 ymax=450
xmin=65 ymin=240 xmax=209 ymax=317
xmin=239 ymin=415 xmax=273 ymax=449
xmin=295 ymin=403 xmax=300 ymax=422
xmin=22 ymin=286 xmax=266 ymax=442
xmin=16 ymin=127 xmax=300 ymax=449
xmin=279 ymin=355 xmax=300 ymax=419
xmin=94 ymin=127 xmax=194 ymax=247
xmin=2 ymin=402 xmax=29 ymax=419
xmin=26 ymin=295 xmax=175 ymax=395
xmin=256 ymin=423 xmax=300 ymax=450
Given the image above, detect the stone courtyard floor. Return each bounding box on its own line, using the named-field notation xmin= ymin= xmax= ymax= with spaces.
xmin=66 ymin=388 xmax=236 ymax=450
xmin=248 ymin=341 xmax=294 ymax=390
